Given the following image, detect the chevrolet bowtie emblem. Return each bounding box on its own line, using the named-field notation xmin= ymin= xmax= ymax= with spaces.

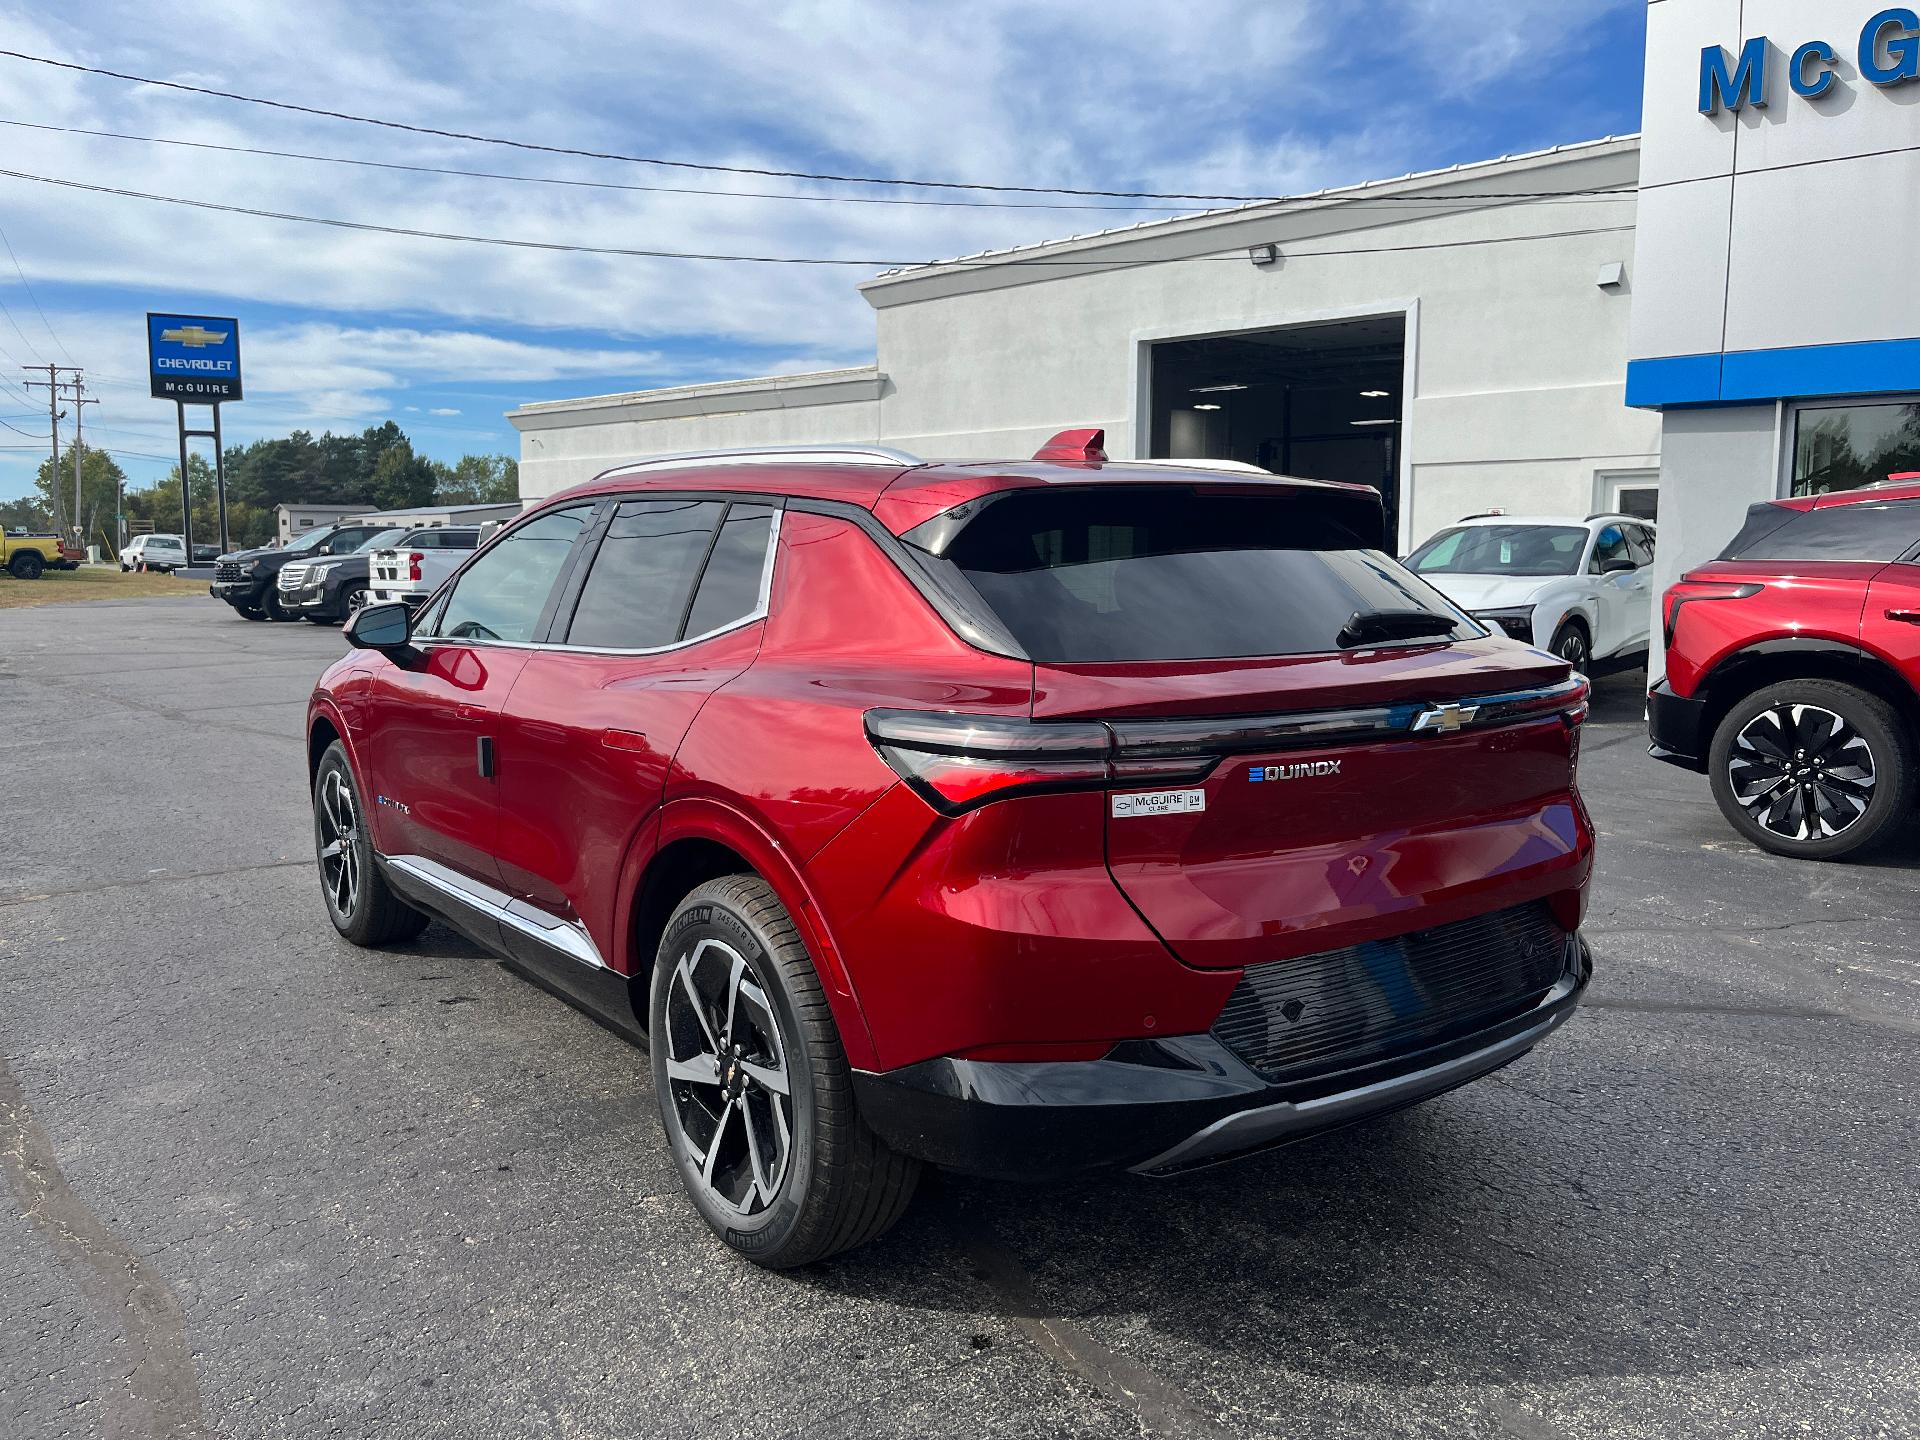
xmin=160 ymin=325 xmax=229 ymax=348
xmin=1411 ymin=702 xmax=1480 ymax=734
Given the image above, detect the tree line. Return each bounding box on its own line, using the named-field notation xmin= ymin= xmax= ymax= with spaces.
xmin=4 ymin=421 xmax=517 ymax=552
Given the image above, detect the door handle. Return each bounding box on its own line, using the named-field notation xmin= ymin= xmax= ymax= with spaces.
xmin=476 ymin=735 xmax=496 ymax=779
xmin=1887 ymin=609 xmax=1920 ymax=625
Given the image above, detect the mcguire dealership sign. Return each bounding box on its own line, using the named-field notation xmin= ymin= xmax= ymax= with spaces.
xmin=146 ymin=312 xmax=243 ymax=401
xmin=1700 ymin=6 xmax=1920 ymax=114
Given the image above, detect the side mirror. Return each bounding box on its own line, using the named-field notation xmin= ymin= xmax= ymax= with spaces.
xmin=345 ymin=601 xmax=414 ymax=653
xmin=1601 ymin=556 xmax=1636 ymax=574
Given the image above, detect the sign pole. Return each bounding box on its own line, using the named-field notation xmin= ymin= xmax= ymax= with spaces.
xmin=212 ymin=402 xmax=229 ymax=555
xmin=176 ymin=398 xmax=194 ymax=561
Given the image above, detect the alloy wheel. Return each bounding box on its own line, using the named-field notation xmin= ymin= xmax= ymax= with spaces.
xmin=1556 ymin=628 xmax=1588 ymax=671
xmin=1727 ymin=703 xmax=1875 ymax=842
xmin=661 ymin=937 xmax=793 ymax=1218
xmin=316 ymin=768 xmax=361 ymax=917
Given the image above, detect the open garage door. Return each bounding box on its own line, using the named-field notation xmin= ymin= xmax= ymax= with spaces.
xmin=1148 ymin=316 xmax=1406 ymax=548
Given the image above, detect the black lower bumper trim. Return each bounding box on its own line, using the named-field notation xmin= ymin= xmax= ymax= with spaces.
xmin=854 ymin=938 xmax=1591 ymax=1180
xmin=1647 ymin=681 xmax=1709 ymax=772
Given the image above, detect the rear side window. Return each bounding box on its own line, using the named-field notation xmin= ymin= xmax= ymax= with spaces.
xmin=935 ymin=488 xmax=1475 ymax=663
xmin=566 ymin=500 xmax=723 ymax=649
xmin=1717 ymin=500 xmax=1920 ymax=562
xmin=684 ymin=506 xmax=775 ymax=638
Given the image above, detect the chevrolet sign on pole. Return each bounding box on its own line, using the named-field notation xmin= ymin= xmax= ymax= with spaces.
xmin=148 ymin=312 xmax=243 ymax=556
xmin=147 ymin=313 xmax=243 ymax=400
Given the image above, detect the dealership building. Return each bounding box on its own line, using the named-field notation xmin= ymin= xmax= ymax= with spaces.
xmin=512 ymin=1 xmax=1920 ymax=671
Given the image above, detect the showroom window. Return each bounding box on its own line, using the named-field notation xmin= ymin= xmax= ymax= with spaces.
xmin=1791 ymin=400 xmax=1920 ymax=496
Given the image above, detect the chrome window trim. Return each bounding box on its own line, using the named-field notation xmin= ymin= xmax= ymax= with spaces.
xmin=413 ymin=508 xmax=782 ymax=659
xmin=385 ymin=854 xmax=608 ymax=971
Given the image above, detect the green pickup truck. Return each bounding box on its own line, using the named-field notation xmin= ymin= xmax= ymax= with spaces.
xmin=1 ymin=530 xmax=81 ymax=579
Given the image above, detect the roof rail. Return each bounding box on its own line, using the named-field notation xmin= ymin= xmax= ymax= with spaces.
xmin=604 ymin=444 xmax=924 ymax=478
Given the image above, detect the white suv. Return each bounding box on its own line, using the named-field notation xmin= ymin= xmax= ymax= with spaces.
xmin=122 ymin=534 xmax=189 ymax=573
xmin=1404 ymin=513 xmax=1657 ymax=673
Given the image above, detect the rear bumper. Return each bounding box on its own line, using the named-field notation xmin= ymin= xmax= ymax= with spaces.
xmin=853 ymin=936 xmax=1590 ymax=1180
xmin=1647 ymin=680 xmax=1709 ymax=772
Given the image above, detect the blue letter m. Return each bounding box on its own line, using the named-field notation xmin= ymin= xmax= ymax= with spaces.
xmin=1700 ymin=37 xmax=1770 ymax=114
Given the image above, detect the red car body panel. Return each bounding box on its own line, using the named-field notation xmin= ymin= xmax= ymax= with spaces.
xmin=1660 ymin=561 xmax=1880 ymax=699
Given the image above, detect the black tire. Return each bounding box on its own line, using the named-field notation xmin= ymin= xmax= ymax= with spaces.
xmin=649 ymin=874 xmax=920 ymax=1267
xmin=312 ymin=741 xmax=431 ymax=945
xmin=265 ymin=587 xmax=300 ymax=622
xmin=1549 ymin=618 xmax=1590 ymax=674
xmin=1707 ymin=679 xmax=1915 ymax=861
xmin=9 ymin=551 xmax=44 ymax=580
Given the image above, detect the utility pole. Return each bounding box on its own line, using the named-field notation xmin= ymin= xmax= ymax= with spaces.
xmin=68 ymin=382 xmax=98 ymax=557
xmin=22 ymin=363 xmax=83 ymax=540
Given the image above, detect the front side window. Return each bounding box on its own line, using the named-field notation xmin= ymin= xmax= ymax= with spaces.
xmin=1589 ymin=526 xmax=1631 ymax=573
xmin=426 ymin=505 xmax=591 ymax=643
xmin=1407 ymin=524 xmax=1589 ymax=578
xmin=1793 ymin=402 xmax=1920 ymax=496
xmin=938 ymin=487 xmax=1474 ymax=663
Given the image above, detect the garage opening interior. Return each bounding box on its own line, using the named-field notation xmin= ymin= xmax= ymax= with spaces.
xmin=1148 ymin=315 xmax=1407 ymax=547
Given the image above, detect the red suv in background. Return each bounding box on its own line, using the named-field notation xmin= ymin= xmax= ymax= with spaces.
xmin=1651 ymin=479 xmax=1920 ymax=859
xmin=307 ymin=430 xmax=1594 ymax=1266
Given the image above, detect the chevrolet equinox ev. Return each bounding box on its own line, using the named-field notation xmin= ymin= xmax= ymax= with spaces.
xmin=307 ymin=430 xmax=1595 ymax=1266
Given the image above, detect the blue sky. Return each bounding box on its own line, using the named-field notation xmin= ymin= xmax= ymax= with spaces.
xmin=0 ymin=1 xmax=1648 ymax=503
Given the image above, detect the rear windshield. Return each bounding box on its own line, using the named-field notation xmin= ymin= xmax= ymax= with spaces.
xmin=1717 ymin=499 xmax=1920 ymax=563
xmin=1407 ymin=524 xmax=1588 ymax=577
xmin=934 ymin=488 xmax=1476 ymax=663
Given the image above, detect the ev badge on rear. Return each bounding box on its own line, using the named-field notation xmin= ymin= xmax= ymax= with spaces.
xmin=1112 ymin=789 xmax=1207 ymax=818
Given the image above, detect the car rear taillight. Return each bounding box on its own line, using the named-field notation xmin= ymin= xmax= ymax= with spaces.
xmin=865 ymin=710 xmax=1111 ymax=815
xmin=407 ymin=552 xmax=424 ymax=582
xmin=1663 ymin=581 xmax=1762 ymax=648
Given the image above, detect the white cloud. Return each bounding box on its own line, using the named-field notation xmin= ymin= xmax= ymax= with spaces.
xmin=427 ymin=406 xmax=460 ymax=416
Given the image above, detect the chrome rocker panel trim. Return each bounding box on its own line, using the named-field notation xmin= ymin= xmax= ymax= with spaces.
xmin=382 ymin=853 xmax=608 ymax=971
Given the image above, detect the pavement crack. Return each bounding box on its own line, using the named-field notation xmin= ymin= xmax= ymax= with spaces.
xmin=941 ymin=1188 xmax=1234 ymax=1440
xmin=0 ymin=1053 xmax=207 ymax=1439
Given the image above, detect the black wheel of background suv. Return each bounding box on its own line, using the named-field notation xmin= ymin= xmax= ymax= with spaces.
xmin=1549 ymin=618 xmax=1590 ymax=674
xmin=312 ymin=741 xmax=431 ymax=945
xmin=649 ymin=875 xmax=920 ymax=1267
xmin=9 ymin=551 xmax=43 ymax=579
xmin=1708 ymin=679 xmax=1915 ymax=860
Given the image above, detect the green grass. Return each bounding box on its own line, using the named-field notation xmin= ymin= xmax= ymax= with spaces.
xmin=0 ymin=564 xmax=208 ymax=609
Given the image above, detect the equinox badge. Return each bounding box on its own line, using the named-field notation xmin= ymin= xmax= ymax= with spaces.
xmin=1250 ymin=761 xmax=1342 ymax=781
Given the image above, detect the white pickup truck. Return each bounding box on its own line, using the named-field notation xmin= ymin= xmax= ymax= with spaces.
xmin=367 ymin=525 xmax=484 ymax=610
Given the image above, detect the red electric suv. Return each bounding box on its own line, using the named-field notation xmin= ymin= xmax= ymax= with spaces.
xmin=1650 ymin=478 xmax=1920 ymax=860
xmin=307 ymin=430 xmax=1594 ymax=1266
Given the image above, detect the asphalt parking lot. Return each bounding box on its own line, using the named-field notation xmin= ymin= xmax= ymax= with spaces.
xmin=3 ymin=596 xmax=1917 ymax=1440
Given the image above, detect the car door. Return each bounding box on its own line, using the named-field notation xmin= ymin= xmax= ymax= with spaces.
xmin=493 ymin=498 xmax=780 ymax=970
xmin=356 ymin=503 xmax=597 ymax=890
xmin=1861 ymin=510 xmax=1920 ymax=687
xmin=1587 ymin=523 xmax=1637 ymax=657
xmin=1621 ymin=524 xmax=1657 ymax=652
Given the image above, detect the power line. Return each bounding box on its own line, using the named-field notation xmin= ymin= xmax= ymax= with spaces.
xmin=0 ymin=47 xmax=1635 ymax=205
xmin=0 ymin=217 xmax=72 ymax=361
xmin=0 ymin=117 xmax=1638 ymax=214
xmin=0 ymin=164 xmax=1636 ymax=267
xmin=0 ymin=415 xmax=46 ymax=437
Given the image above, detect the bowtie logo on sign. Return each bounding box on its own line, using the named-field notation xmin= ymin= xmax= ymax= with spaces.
xmin=1700 ymin=7 xmax=1920 ymax=115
